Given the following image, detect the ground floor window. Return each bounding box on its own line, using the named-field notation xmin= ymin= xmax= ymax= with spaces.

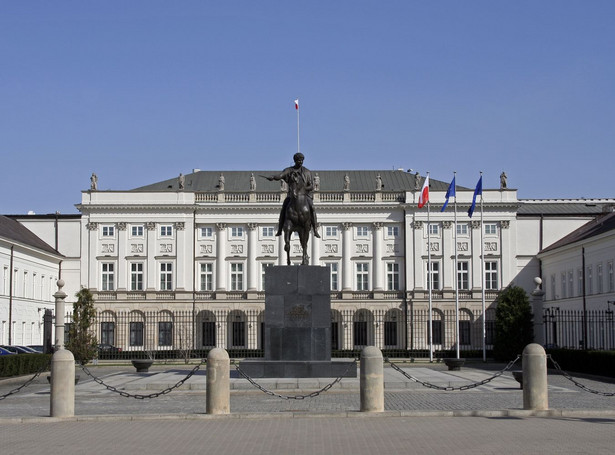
xmin=130 ymin=322 xmax=144 ymax=346
xmin=101 ymin=322 xmax=115 ymax=345
xmin=202 ymin=321 xmax=216 ymax=347
xmin=158 ymin=321 xmax=173 ymax=346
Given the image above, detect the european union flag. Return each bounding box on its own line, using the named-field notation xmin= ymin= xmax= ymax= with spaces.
xmin=440 ymin=177 xmax=456 ymax=212
xmin=468 ymin=176 xmax=482 ymax=218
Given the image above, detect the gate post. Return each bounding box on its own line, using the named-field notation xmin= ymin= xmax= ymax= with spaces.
xmin=360 ymin=346 xmax=384 ymax=412
xmin=206 ymin=348 xmax=230 ymax=414
xmin=522 ymin=343 xmax=548 ymax=410
xmin=50 ymin=280 xmax=75 ymax=418
xmin=531 ymin=277 xmax=545 ymax=346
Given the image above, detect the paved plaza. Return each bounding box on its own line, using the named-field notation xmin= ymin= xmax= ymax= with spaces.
xmin=1 ymin=361 xmax=615 ymax=454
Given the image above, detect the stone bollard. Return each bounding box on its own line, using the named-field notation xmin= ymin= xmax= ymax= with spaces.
xmin=522 ymin=343 xmax=548 ymax=410
xmin=50 ymin=349 xmax=75 ymax=417
xmin=206 ymin=348 xmax=230 ymax=415
xmin=360 ymin=346 xmax=384 ymax=412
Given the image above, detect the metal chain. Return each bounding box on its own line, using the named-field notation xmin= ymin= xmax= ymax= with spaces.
xmin=231 ymin=359 xmax=358 ymax=400
xmin=0 ymin=357 xmax=52 ymax=401
xmin=79 ymin=360 xmax=206 ymax=399
xmin=547 ymin=355 xmax=615 ymax=397
xmin=385 ymin=356 xmax=520 ymax=391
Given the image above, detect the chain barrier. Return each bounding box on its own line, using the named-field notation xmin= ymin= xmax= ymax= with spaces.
xmin=79 ymin=360 xmax=206 ymax=399
xmin=231 ymin=359 xmax=358 ymax=400
xmin=0 ymin=357 xmax=52 ymax=401
xmin=385 ymin=356 xmax=521 ymax=391
xmin=548 ymin=355 xmax=615 ymax=397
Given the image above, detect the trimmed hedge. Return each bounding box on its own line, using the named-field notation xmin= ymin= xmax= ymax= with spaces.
xmin=546 ymin=349 xmax=615 ymax=377
xmin=0 ymin=354 xmax=52 ymax=378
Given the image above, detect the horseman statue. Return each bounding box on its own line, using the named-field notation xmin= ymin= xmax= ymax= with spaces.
xmin=266 ymin=153 xmax=320 ymax=265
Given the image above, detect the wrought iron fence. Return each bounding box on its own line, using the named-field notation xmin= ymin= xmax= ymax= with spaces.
xmin=62 ymin=306 xmax=495 ymax=360
xmin=543 ymin=308 xmax=615 ymax=350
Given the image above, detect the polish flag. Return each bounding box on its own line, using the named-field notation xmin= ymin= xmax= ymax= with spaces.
xmin=418 ymin=175 xmax=430 ymax=208
xmin=294 ymin=99 xmax=299 ymax=110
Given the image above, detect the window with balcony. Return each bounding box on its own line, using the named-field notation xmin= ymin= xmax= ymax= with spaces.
xmin=200 ymin=263 xmax=213 ymax=291
xmin=130 ymin=263 xmax=144 ymax=291
xmin=159 ymin=263 xmax=173 ymax=291
xmin=386 ymin=263 xmax=399 ymax=291
xmin=356 ymin=263 xmax=369 ymax=291
xmin=101 ymin=263 xmax=115 ymax=291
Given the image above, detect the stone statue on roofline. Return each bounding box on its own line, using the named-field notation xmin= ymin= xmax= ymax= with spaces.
xmin=90 ymin=173 xmax=98 ymax=191
xmin=500 ymin=171 xmax=507 ymax=190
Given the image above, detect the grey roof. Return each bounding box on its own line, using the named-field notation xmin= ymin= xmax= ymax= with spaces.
xmin=0 ymin=216 xmax=61 ymax=256
xmin=540 ymin=211 xmax=615 ymax=254
xmin=132 ymin=170 xmax=468 ymax=193
xmin=517 ymin=200 xmax=615 ymax=216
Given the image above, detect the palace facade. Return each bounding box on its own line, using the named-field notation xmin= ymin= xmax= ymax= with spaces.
xmin=5 ymin=170 xmax=614 ymax=354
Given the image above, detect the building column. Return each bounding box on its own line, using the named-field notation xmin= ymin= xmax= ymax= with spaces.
xmin=311 ymin=231 xmax=321 ymax=266
xmin=470 ymin=220 xmax=482 ymax=291
xmin=442 ymin=221 xmax=454 ymax=292
xmin=216 ymin=223 xmax=227 ymax=292
xmin=175 ymin=222 xmax=186 ymax=290
xmin=372 ymin=223 xmax=384 ymax=292
xmin=412 ymin=220 xmax=425 ymax=291
xmin=342 ymin=222 xmax=353 ymax=293
xmin=278 ymin=235 xmax=285 ymax=265
xmin=247 ymin=223 xmax=258 ymax=292
xmin=86 ymin=222 xmax=98 ymax=289
xmin=116 ymin=223 xmax=127 ymax=291
xmin=146 ymin=222 xmax=157 ymax=290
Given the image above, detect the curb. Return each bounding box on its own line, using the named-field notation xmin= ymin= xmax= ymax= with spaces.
xmin=2 ymin=408 xmax=615 ymax=425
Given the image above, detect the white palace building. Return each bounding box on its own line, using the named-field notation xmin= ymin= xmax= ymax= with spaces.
xmin=4 ymin=169 xmax=615 ymax=355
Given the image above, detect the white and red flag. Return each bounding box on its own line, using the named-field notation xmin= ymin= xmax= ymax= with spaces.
xmin=418 ymin=175 xmax=430 ymax=208
xmin=294 ymin=99 xmax=299 ymax=110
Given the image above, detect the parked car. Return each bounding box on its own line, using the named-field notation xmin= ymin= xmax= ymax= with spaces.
xmin=0 ymin=347 xmax=16 ymax=355
xmin=97 ymin=343 xmax=122 ymax=359
xmin=97 ymin=344 xmax=122 ymax=353
xmin=0 ymin=345 xmax=35 ymax=354
xmin=27 ymin=345 xmax=44 ymax=353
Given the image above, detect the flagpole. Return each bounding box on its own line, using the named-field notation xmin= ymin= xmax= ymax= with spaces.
xmin=427 ymin=172 xmax=433 ymax=363
xmin=454 ymin=172 xmax=459 ymax=359
xmin=480 ymin=171 xmax=486 ymax=362
xmin=296 ymin=98 xmax=300 ymax=155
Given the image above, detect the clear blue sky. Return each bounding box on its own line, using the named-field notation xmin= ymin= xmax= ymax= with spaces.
xmin=1 ymin=1 xmax=614 ymax=214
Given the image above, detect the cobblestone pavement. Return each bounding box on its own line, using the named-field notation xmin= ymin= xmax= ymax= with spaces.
xmin=2 ymin=363 xmax=615 ymax=455
xmin=1 ymin=362 xmax=614 ymax=418
xmin=2 ymin=415 xmax=615 ymax=455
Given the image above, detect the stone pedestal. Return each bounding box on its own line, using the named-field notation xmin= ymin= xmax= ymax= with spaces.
xmin=239 ymin=266 xmax=356 ymax=378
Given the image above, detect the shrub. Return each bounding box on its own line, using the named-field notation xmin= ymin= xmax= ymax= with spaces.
xmin=66 ymin=287 xmax=98 ymax=365
xmin=0 ymin=354 xmax=51 ymax=378
xmin=493 ymin=285 xmax=534 ymax=361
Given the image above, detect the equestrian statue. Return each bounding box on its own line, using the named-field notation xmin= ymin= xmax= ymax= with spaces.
xmin=266 ymin=153 xmax=319 ymax=265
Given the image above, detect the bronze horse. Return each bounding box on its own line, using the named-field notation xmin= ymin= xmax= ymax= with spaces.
xmin=282 ymin=172 xmax=312 ymax=265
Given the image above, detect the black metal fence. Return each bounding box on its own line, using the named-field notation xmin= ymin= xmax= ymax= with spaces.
xmin=543 ymin=308 xmax=615 ymax=350
xmin=64 ymin=306 xmax=495 ymax=360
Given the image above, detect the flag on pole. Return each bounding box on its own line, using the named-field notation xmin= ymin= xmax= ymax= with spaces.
xmin=441 ymin=176 xmax=456 ymax=212
xmin=468 ymin=175 xmax=483 ymax=217
xmin=418 ymin=175 xmax=430 ymax=208
xmin=294 ymin=99 xmax=299 ymax=110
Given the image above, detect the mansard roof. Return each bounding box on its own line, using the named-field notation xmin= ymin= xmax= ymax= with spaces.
xmin=0 ymin=215 xmax=61 ymax=256
xmin=540 ymin=211 xmax=615 ymax=254
xmin=132 ymin=170 xmax=468 ymax=193
xmin=518 ymin=199 xmax=615 ymax=216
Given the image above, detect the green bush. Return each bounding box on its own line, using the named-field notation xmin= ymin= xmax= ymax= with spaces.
xmin=66 ymin=287 xmax=98 ymax=365
xmin=494 ymin=286 xmax=534 ymax=361
xmin=0 ymin=354 xmax=52 ymax=378
xmin=546 ymin=348 xmax=615 ymax=377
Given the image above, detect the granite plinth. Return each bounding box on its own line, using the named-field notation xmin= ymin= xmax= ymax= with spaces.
xmin=239 ymin=266 xmax=357 ymax=378
xmin=238 ymin=359 xmax=357 ymax=378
